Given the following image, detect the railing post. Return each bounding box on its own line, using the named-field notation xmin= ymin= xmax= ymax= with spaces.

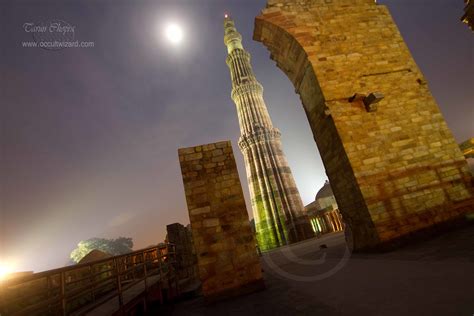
xmin=143 ymin=251 xmax=148 ymax=313
xmin=114 ymin=258 xmax=124 ymax=315
xmin=130 ymin=254 xmax=135 ymax=281
xmin=46 ymin=275 xmax=52 ymax=314
xmin=144 ymin=252 xmax=148 ymax=292
xmin=158 ymin=247 xmax=164 ymax=304
xmin=89 ymin=264 xmax=96 ymax=303
xmin=60 ymin=271 xmax=66 ymax=316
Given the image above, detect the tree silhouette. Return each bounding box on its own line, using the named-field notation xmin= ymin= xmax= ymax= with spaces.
xmin=70 ymin=237 xmax=133 ymax=263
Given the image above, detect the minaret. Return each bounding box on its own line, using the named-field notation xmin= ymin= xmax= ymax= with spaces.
xmin=224 ymin=15 xmax=313 ymax=251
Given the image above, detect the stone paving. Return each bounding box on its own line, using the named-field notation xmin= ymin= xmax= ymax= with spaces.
xmin=154 ymin=225 xmax=474 ymax=316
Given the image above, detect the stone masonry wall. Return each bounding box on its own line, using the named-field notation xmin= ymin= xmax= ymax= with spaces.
xmin=178 ymin=141 xmax=264 ymax=298
xmin=254 ymin=0 xmax=473 ymax=250
xmin=166 ymin=223 xmax=199 ymax=288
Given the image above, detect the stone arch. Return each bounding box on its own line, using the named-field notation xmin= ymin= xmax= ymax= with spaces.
xmin=253 ymin=0 xmax=473 ymax=250
xmin=253 ymin=8 xmax=379 ymax=250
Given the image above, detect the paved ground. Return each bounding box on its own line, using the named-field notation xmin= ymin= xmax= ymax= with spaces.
xmin=152 ymin=225 xmax=474 ymax=316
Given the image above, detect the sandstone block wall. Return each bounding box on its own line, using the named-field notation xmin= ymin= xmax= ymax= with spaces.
xmin=178 ymin=141 xmax=264 ymax=298
xmin=254 ymin=0 xmax=473 ymax=250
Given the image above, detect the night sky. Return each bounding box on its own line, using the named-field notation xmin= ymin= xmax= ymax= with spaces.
xmin=1 ymin=0 xmax=472 ymax=273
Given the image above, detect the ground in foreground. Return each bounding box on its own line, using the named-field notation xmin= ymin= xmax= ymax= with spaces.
xmin=151 ymin=225 xmax=474 ymax=316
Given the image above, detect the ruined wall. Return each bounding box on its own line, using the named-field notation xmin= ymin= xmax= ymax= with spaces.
xmin=254 ymin=0 xmax=473 ymax=250
xmin=166 ymin=223 xmax=199 ymax=287
xmin=178 ymin=141 xmax=264 ymax=298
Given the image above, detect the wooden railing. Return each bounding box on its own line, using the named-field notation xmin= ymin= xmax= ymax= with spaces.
xmin=0 ymin=243 xmax=178 ymax=316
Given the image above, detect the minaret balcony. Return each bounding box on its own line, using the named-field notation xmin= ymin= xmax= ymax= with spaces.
xmin=238 ymin=127 xmax=281 ymax=151
xmin=231 ymin=82 xmax=263 ymax=101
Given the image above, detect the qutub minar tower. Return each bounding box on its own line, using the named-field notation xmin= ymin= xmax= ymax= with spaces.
xmin=224 ymin=15 xmax=313 ymax=251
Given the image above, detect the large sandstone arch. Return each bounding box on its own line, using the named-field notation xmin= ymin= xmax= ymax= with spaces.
xmin=253 ymin=0 xmax=473 ymax=250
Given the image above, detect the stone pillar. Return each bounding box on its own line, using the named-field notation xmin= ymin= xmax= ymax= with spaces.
xmin=178 ymin=141 xmax=264 ymax=300
xmin=166 ymin=223 xmax=199 ymax=288
xmin=253 ymin=0 xmax=473 ymax=251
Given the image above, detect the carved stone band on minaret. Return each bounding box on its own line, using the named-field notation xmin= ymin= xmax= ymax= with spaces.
xmin=231 ymin=82 xmax=263 ymax=101
xmin=238 ymin=128 xmax=281 ymax=152
xmin=224 ymin=15 xmax=314 ymax=251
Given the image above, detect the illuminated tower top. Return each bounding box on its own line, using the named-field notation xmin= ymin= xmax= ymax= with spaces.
xmin=223 ymin=14 xmax=273 ymax=136
xmin=224 ymin=14 xmax=244 ymax=54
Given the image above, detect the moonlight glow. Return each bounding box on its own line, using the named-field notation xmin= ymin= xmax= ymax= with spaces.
xmin=165 ymin=23 xmax=183 ymax=44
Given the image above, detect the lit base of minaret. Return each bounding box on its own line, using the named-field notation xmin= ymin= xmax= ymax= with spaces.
xmin=239 ymin=128 xmax=314 ymax=251
xmin=224 ymin=15 xmax=314 ymax=251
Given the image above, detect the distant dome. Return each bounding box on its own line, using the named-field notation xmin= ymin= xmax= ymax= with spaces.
xmin=316 ymin=181 xmax=334 ymax=200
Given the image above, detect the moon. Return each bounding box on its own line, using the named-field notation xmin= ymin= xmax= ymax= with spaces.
xmin=165 ymin=23 xmax=183 ymax=44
